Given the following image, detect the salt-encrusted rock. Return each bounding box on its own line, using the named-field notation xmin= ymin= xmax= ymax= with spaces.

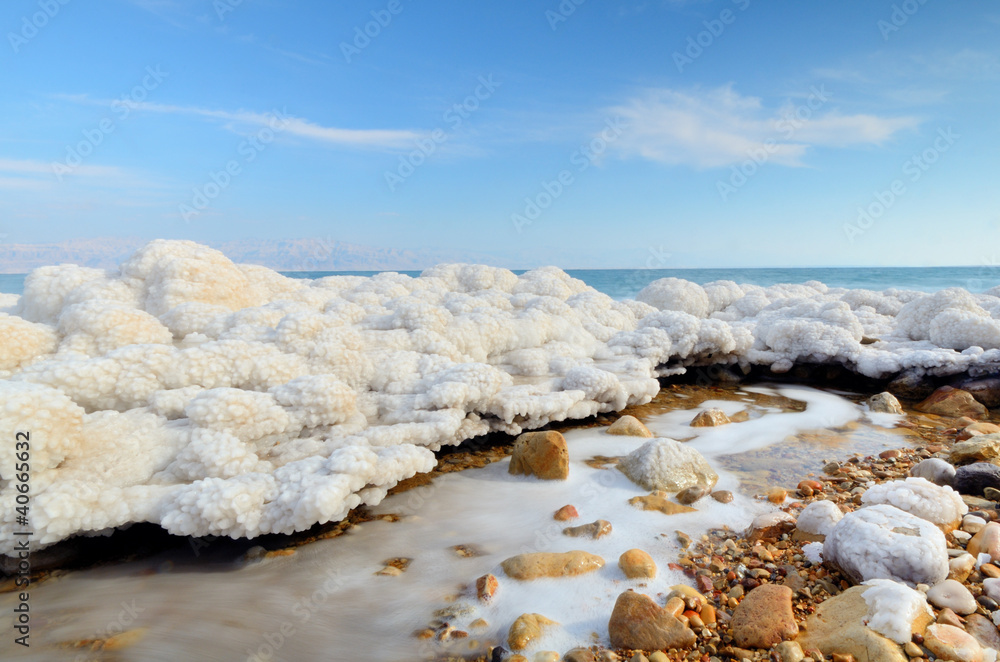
xmin=868 ymin=392 xmax=904 ymax=414
xmin=797 ymin=500 xmax=843 ymax=538
xmin=923 ymin=623 xmax=984 ymax=662
xmin=629 ymin=492 xmax=697 ymax=515
xmin=860 ymin=579 xmax=934 ymax=644
xmin=954 ymin=463 xmax=1000 ymax=497
xmin=796 ymin=586 xmax=912 ymax=662
xmin=915 ymin=386 xmax=988 ymax=419
xmin=607 ymin=590 xmax=696 ymax=651
xmin=951 ymin=434 xmax=1000 ymax=465
xmin=968 ymin=522 xmax=1000 ymax=562
xmin=822 ymin=504 xmax=948 ymax=587
xmin=618 ymin=549 xmax=657 ymax=579
xmin=748 ymin=511 xmax=796 ymax=543
xmin=476 ymin=573 xmax=498 ymax=602
xmin=927 ymin=579 xmax=978 ymax=615
xmin=508 ymin=431 xmax=569 ymax=480
xmin=617 ymin=438 xmax=718 ymax=492
xmin=957 ymin=422 xmax=1000 ymax=441
xmin=562 ymin=519 xmax=612 ymax=539
xmin=500 ymin=551 xmax=604 ymax=580
xmin=690 ymin=408 xmax=731 ymax=427
xmin=606 ymin=415 xmax=653 ymax=438
xmin=676 ymin=484 xmax=709 ymax=504
xmin=911 ymin=458 xmax=957 ymax=486
xmin=507 ymin=613 xmax=557 ymax=651
xmin=730 ymin=584 xmax=798 ymax=648
xmin=949 ymin=554 xmax=977 ymax=582
xmin=860 ymin=477 xmax=968 ymax=531
xmin=553 ymin=504 xmax=579 ymax=521
xmin=965 ymin=613 xmax=1000 ymax=651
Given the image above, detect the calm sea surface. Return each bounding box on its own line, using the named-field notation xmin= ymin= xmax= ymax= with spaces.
xmin=2 ymin=266 xmax=999 ymax=299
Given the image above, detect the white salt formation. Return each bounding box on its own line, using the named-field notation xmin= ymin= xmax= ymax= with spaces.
xmin=823 ymin=504 xmax=949 ymax=587
xmin=861 ymin=477 xmax=968 ymax=529
xmin=617 ymin=438 xmax=719 ymax=492
xmin=796 ymin=500 xmax=843 ymax=537
xmin=861 ymin=579 xmax=933 ymax=644
xmin=4 ymin=242 xmax=1000 ymax=553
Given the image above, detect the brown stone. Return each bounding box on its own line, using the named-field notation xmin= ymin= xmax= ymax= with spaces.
xmin=915 ymin=386 xmax=988 ymax=420
xmin=607 ymin=590 xmax=696 ymax=651
xmin=476 ymin=573 xmax=498 ymax=602
xmin=965 ymin=613 xmax=1000 ymax=651
xmin=553 ymin=504 xmax=579 ymax=521
xmin=508 ymin=613 xmax=558 ymax=651
xmin=748 ymin=511 xmax=796 ymax=543
xmin=607 ymin=415 xmax=653 ymax=438
xmin=731 ymin=584 xmax=798 ymax=649
xmin=711 ymin=490 xmax=734 ymax=503
xmin=618 ymin=549 xmax=657 ymax=579
xmin=509 ymin=431 xmax=569 ymax=480
xmin=628 ymin=492 xmax=697 ymax=515
xmin=500 ymin=551 xmax=605 ymax=580
xmin=951 ymin=435 xmax=1000 ymax=465
xmin=690 ymin=408 xmax=731 ymax=427
xmin=968 ymin=522 xmax=1000 ymax=561
xmin=768 ymin=488 xmax=788 ymax=504
xmin=958 ymin=422 xmax=1000 ymax=441
xmin=563 ymin=648 xmax=597 ymax=662
xmin=563 ymin=519 xmax=612 ymax=539
xmin=676 ymin=484 xmax=709 ymax=504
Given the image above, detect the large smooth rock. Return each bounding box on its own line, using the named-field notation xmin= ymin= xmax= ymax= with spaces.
xmin=690 ymin=408 xmax=731 ymax=427
xmin=796 ymin=586 xmax=910 ymax=662
xmin=509 ymin=431 xmax=569 ymax=480
xmin=822 ymin=505 xmax=948 ymax=587
xmin=868 ymin=392 xmax=904 ymax=414
xmin=951 ymin=435 xmax=1000 ymax=465
xmin=607 ymin=590 xmax=696 ymax=651
xmin=500 ymin=551 xmax=605 ymax=580
xmin=618 ymin=549 xmax=656 ymax=579
xmin=954 ymin=463 xmax=1000 ymax=497
xmin=965 ymin=613 xmax=1000 ymax=652
xmin=915 ymin=386 xmax=988 ymax=419
xmin=618 ymin=438 xmax=718 ymax=493
xmin=927 ymin=579 xmax=977 ymax=615
xmin=968 ymin=522 xmax=1000 ymax=562
xmin=923 ymin=623 xmax=983 ymax=662
xmin=607 ymin=415 xmax=653 ymax=438
xmin=507 ymin=613 xmax=558 ymax=651
xmin=910 ymin=458 xmax=957 ymax=486
xmin=731 ymin=584 xmax=798 ymax=649
xmin=957 ymin=422 xmax=1000 ymax=441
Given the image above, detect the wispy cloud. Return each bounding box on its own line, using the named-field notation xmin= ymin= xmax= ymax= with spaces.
xmin=606 ymin=85 xmax=918 ymax=169
xmin=0 ymin=158 xmax=145 ymax=189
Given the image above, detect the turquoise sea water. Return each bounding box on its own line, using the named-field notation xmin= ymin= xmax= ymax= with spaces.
xmin=2 ymin=266 xmax=999 ymax=299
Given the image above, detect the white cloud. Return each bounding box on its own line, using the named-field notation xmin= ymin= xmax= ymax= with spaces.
xmin=606 ymin=84 xmax=919 ymax=169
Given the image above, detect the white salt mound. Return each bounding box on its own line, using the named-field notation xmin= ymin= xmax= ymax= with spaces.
xmin=796 ymin=500 xmax=843 ymax=536
xmin=861 ymin=579 xmax=933 ymax=644
xmin=5 ymin=241 xmax=1000 ymax=553
xmin=861 ymin=477 xmax=968 ymax=528
xmin=617 ymin=438 xmax=718 ymax=492
xmin=823 ymin=504 xmax=949 ymax=587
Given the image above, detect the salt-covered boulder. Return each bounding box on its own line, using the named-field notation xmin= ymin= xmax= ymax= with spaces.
xmin=617 ymin=438 xmax=718 ymax=493
xmin=860 ymin=477 xmax=967 ymax=531
xmin=796 ymin=500 xmax=843 ymax=538
xmin=860 ymin=579 xmax=934 ymax=644
xmin=636 ymin=278 xmax=710 ymax=318
xmin=822 ymin=504 xmax=949 ymax=587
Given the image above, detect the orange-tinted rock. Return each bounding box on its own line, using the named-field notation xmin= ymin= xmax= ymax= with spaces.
xmin=553 ymin=504 xmax=579 ymax=521
xmin=691 ymin=408 xmax=732 ymax=427
xmin=607 ymin=590 xmax=696 ymax=651
xmin=915 ymin=386 xmax=988 ymax=420
xmin=508 ymin=613 xmax=558 ymax=651
xmin=509 ymin=431 xmax=569 ymax=480
xmin=968 ymin=522 xmax=1000 ymax=561
xmin=500 ymin=551 xmax=605 ymax=580
xmin=476 ymin=573 xmax=498 ymax=602
xmin=731 ymin=584 xmax=798 ymax=649
xmin=768 ymin=488 xmax=788 ymax=504
xmin=618 ymin=549 xmax=657 ymax=579
xmin=563 ymin=520 xmax=612 ymax=540
xmin=607 ymin=415 xmax=653 ymax=437
xmin=958 ymin=422 xmax=1000 ymax=441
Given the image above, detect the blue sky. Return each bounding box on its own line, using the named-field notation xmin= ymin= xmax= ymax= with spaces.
xmin=1 ymin=0 xmax=998 ymax=268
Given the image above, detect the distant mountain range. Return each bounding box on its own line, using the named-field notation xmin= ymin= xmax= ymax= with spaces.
xmin=0 ymin=237 xmax=508 ymax=274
